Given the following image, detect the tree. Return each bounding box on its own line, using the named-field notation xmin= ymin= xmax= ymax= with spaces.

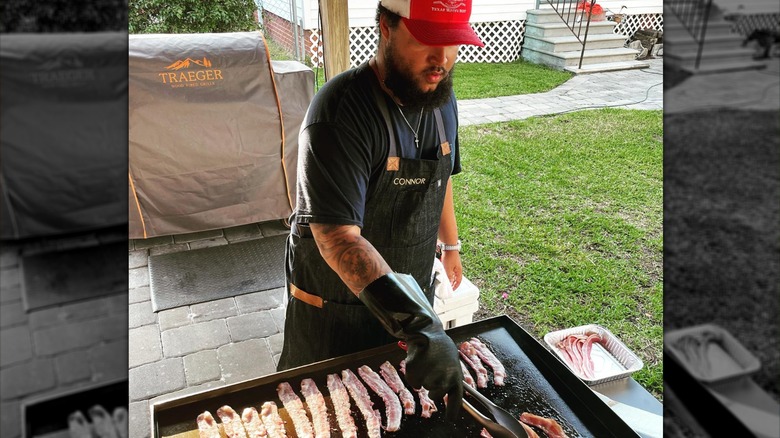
xmin=1 ymin=0 xmax=127 ymax=32
xmin=129 ymin=0 xmax=259 ymax=34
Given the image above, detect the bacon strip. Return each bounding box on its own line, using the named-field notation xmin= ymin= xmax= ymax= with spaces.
xmin=519 ymin=412 xmax=569 ymax=438
xmin=217 ymin=405 xmax=249 ymax=438
xmin=300 ymin=378 xmax=330 ymax=438
xmin=277 ymin=382 xmax=314 ymax=438
xmin=241 ymin=407 xmax=269 ymax=438
xmin=379 ymin=361 xmax=416 ymax=415
xmin=520 ymin=421 xmax=541 ymax=438
xmin=469 ymin=338 xmax=507 ymax=386
xmin=459 ymin=341 xmax=489 ymax=388
xmin=196 ymin=411 xmax=221 ymax=438
xmin=342 ymin=369 xmax=382 ymax=438
xmin=461 ymin=360 xmax=476 ymax=387
xmin=399 ymin=359 xmax=438 ymax=417
xmin=327 ymin=373 xmax=358 ymax=438
xmin=358 ymin=365 xmax=403 ymax=432
xmin=556 ymin=333 xmax=603 ymax=379
xmin=260 ymin=402 xmax=287 ymax=438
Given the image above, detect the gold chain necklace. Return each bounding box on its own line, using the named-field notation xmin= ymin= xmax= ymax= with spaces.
xmin=395 ymin=104 xmax=424 ymax=149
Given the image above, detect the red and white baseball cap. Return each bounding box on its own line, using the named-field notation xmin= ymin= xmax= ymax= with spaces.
xmin=381 ymin=0 xmax=485 ymax=47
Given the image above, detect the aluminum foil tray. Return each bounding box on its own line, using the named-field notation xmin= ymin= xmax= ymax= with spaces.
xmin=543 ymin=324 xmax=644 ymax=386
xmin=664 ymin=323 xmax=761 ymax=384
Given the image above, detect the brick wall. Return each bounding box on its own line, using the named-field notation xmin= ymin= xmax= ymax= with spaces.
xmin=262 ymin=9 xmax=308 ymax=60
xmin=0 ymin=234 xmax=128 ymax=438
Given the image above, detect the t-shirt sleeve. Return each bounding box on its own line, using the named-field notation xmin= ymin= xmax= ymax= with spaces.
xmin=294 ymin=122 xmax=374 ymax=227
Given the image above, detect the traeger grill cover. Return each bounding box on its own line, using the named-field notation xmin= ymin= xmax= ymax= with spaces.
xmin=128 ymin=31 xmax=313 ymax=239
xmin=0 ymin=32 xmax=128 ymax=240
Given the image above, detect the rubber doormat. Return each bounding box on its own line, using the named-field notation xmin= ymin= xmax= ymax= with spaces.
xmin=148 ymin=234 xmax=287 ymax=312
xmin=21 ymin=242 xmax=128 ymax=312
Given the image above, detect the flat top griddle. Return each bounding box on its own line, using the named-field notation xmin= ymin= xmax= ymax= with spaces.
xmin=152 ymin=316 xmax=640 ymax=438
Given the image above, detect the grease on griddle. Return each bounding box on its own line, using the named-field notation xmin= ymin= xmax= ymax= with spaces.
xmin=472 ymin=337 xmax=584 ymax=438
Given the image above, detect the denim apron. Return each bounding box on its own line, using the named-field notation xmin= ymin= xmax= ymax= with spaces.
xmin=277 ymin=83 xmax=453 ymax=371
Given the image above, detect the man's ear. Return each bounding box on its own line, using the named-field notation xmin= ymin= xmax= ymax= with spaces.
xmin=379 ymin=14 xmax=391 ymax=41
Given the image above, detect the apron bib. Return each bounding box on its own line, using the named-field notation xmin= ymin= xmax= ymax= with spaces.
xmin=278 ymin=83 xmax=453 ymax=370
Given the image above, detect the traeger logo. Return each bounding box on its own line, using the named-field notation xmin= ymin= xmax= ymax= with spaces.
xmin=30 ymin=54 xmax=96 ymax=88
xmin=432 ymin=0 xmax=466 ymax=13
xmin=158 ymin=56 xmax=223 ymax=88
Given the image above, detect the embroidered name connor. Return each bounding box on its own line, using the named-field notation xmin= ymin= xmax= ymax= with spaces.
xmin=393 ymin=177 xmax=427 ymax=186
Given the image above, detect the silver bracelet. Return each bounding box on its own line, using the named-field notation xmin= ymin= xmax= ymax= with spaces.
xmin=439 ymin=239 xmax=461 ymax=252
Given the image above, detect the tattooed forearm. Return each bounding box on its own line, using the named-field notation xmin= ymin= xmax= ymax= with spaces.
xmin=310 ymin=223 xmax=391 ymax=295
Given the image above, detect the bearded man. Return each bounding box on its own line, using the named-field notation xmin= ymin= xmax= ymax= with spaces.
xmin=278 ymin=0 xmax=484 ymax=421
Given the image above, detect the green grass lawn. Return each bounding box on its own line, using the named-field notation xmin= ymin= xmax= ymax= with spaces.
xmin=453 ymin=60 xmax=573 ymax=99
xmin=456 ymin=109 xmax=664 ymax=400
xmin=301 ymin=57 xmax=573 ymax=97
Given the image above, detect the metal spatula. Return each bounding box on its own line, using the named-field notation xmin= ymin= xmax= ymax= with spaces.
xmin=462 ymin=383 xmax=529 ymax=438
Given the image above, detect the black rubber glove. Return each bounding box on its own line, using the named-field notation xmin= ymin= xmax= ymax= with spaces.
xmin=359 ymin=272 xmax=463 ymax=422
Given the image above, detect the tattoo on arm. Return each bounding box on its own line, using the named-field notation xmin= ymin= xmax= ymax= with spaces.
xmin=311 ymin=224 xmax=391 ymax=294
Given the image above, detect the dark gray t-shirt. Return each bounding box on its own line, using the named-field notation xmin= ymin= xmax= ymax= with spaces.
xmin=294 ymin=63 xmax=462 ymax=228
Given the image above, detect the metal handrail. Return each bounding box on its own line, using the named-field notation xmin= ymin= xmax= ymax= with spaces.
xmin=540 ymin=0 xmax=597 ymax=69
xmin=667 ymin=0 xmax=713 ymax=69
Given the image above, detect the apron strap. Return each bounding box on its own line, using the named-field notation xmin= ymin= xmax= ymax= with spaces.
xmin=290 ymin=283 xmax=326 ymax=308
xmin=370 ymin=83 xmax=401 ymax=171
xmin=433 ymin=108 xmax=450 ymax=156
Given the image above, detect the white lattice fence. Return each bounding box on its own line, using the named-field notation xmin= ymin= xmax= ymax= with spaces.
xmin=306 ymin=15 xmax=661 ymax=67
xmin=613 ymin=13 xmax=665 ymax=43
xmin=727 ymin=13 xmax=780 ymax=36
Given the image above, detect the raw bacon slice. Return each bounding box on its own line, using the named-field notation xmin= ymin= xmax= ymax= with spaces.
xmin=342 ymin=369 xmax=382 ymax=438
xmin=260 ymin=402 xmax=287 ymax=438
xmin=327 ymin=373 xmax=358 ymax=438
xmin=277 ymin=382 xmax=314 ymax=438
xmin=556 ymin=333 xmax=603 ymax=379
xmin=300 ymin=378 xmax=331 ymax=438
xmin=469 ymin=338 xmax=507 ymax=386
xmin=196 ymin=411 xmax=221 ymax=438
xmin=459 ymin=341 xmax=489 ymax=388
xmin=241 ymin=407 xmax=269 ymax=438
xmin=519 ymin=412 xmax=569 ymax=438
xmin=398 ymin=359 xmax=438 ymax=418
xmin=358 ymin=364 xmax=403 ymax=431
xmin=416 ymin=387 xmax=438 ymax=418
xmin=217 ymin=405 xmax=248 ymax=438
xmin=89 ymin=405 xmax=119 ymax=438
xmin=358 ymin=365 xmax=403 ymax=432
xmin=112 ymin=407 xmax=129 ymax=438
xmin=379 ymin=361 xmax=416 ymax=415
xmin=461 ymin=360 xmax=476 ymax=387
xmin=68 ymin=411 xmax=94 ymax=438
xmin=520 ymin=422 xmax=540 ymax=438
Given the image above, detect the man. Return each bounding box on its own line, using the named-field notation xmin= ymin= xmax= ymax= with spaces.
xmin=278 ymin=0 xmax=484 ymax=422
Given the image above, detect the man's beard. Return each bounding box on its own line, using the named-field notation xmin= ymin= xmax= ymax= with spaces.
xmin=383 ymin=43 xmax=454 ymax=111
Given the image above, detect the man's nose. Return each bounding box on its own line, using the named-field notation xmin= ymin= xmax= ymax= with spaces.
xmin=427 ymin=46 xmax=449 ymax=65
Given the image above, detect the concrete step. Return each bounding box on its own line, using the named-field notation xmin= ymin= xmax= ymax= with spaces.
xmin=670 ymin=59 xmax=768 ymax=74
xmin=523 ymin=33 xmax=628 ymax=53
xmin=663 ymin=19 xmax=736 ymax=37
xmin=522 ymin=46 xmax=642 ymax=70
xmin=524 ymin=20 xmax=618 ymax=38
xmin=564 ymin=59 xmax=652 ymax=74
xmin=665 ymin=46 xmax=766 ymax=70
xmin=667 ymin=46 xmax=760 ymax=61
xmin=664 ymin=33 xmax=747 ymax=51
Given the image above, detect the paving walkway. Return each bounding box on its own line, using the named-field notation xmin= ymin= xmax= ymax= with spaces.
xmin=458 ymin=57 xmax=663 ymax=126
xmin=126 ymin=59 xmax=668 ymax=438
xmin=665 ymin=57 xmax=780 ymax=114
